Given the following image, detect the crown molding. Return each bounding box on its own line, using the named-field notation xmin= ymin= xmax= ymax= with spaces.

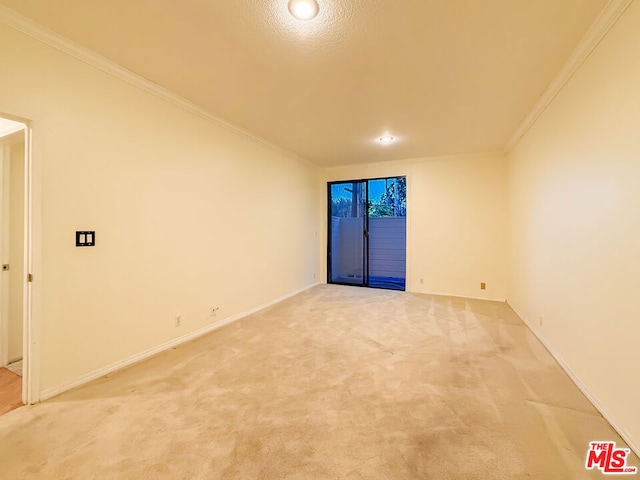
xmin=504 ymin=0 xmax=634 ymax=152
xmin=0 ymin=5 xmax=315 ymax=166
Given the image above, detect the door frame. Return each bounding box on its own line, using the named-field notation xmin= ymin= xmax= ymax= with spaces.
xmin=327 ymin=176 xmax=406 ymax=290
xmin=0 ymin=114 xmax=36 ymax=405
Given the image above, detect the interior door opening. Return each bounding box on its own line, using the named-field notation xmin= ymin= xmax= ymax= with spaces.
xmin=0 ymin=115 xmax=30 ymax=414
xmin=328 ymin=177 xmax=406 ymax=291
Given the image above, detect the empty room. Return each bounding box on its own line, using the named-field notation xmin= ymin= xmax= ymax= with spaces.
xmin=0 ymin=0 xmax=638 ymax=478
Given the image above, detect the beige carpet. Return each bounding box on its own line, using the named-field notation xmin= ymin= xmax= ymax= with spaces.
xmin=0 ymin=285 xmax=636 ymax=479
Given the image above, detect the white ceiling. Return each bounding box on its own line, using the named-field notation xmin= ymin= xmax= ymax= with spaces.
xmin=0 ymin=0 xmax=609 ymax=166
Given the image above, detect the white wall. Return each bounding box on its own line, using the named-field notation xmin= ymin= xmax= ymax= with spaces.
xmin=323 ymin=153 xmax=509 ymax=300
xmin=8 ymin=141 xmax=23 ymax=362
xmin=508 ymin=0 xmax=640 ymax=453
xmin=0 ymin=24 xmax=320 ymax=394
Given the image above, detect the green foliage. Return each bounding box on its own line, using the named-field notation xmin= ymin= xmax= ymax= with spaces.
xmin=367 ymin=203 xmax=394 ymax=217
xmin=370 ymin=178 xmax=406 ymax=217
xmin=331 ymin=197 xmax=354 ymax=217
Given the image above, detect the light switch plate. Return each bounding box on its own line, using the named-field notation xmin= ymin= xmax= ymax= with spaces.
xmin=76 ymin=231 xmax=96 ymax=247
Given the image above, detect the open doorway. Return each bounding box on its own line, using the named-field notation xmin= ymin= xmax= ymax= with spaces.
xmin=0 ymin=116 xmax=29 ymax=415
xmin=327 ymin=177 xmax=407 ymax=291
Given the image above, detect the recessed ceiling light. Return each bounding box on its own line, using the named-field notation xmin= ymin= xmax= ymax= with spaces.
xmin=288 ymin=0 xmax=320 ymax=20
xmin=378 ymin=136 xmax=395 ymax=144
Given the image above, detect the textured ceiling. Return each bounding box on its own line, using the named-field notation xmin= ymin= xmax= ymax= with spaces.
xmin=0 ymin=0 xmax=609 ymax=166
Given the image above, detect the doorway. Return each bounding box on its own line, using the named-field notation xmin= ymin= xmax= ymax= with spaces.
xmin=0 ymin=116 xmax=30 ymax=414
xmin=327 ymin=177 xmax=406 ymax=291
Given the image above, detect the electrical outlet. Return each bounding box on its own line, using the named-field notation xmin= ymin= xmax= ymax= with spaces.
xmin=480 ymin=282 xmax=486 ymax=290
xmin=539 ymin=316 xmax=543 ymax=326
xmin=313 ymin=272 xmax=316 ymax=279
xmin=209 ymin=306 xmax=220 ymax=317
xmin=420 ymin=278 xmax=424 ymax=284
xmin=175 ymin=315 xmax=182 ymax=327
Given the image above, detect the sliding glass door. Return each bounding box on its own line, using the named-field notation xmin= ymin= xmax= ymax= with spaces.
xmin=328 ymin=181 xmax=368 ymax=286
xmin=328 ymin=177 xmax=406 ymax=291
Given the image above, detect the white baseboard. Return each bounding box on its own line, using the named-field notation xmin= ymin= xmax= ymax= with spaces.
xmin=408 ymin=288 xmax=506 ymax=303
xmin=325 ymin=282 xmax=507 ymax=303
xmin=507 ymin=301 xmax=639 ymax=459
xmin=40 ymin=282 xmax=320 ymax=402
